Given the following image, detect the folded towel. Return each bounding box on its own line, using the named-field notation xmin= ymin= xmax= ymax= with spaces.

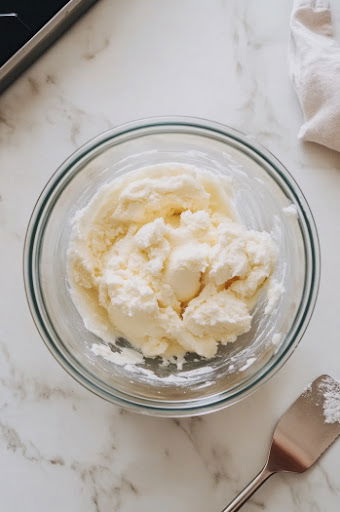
xmin=289 ymin=0 xmax=340 ymax=152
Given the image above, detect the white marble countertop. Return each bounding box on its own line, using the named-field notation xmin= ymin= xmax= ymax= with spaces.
xmin=1 ymin=1 xmax=339 ymax=510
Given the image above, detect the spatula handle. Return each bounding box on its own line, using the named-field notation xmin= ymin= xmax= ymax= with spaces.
xmin=220 ymin=466 xmax=274 ymax=512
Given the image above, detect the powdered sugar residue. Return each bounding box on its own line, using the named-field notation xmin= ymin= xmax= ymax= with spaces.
xmin=272 ymin=333 xmax=283 ymax=353
xmin=304 ymin=382 xmax=312 ymax=393
xmin=319 ymin=376 xmax=340 ymax=424
xmin=239 ymin=357 xmax=256 ymax=372
xmin=91 ymin=343 xmax=144 ymax=366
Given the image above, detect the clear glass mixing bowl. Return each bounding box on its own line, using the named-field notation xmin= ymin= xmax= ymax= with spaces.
xmin=24 ymin=117 xmax=320 ymax=416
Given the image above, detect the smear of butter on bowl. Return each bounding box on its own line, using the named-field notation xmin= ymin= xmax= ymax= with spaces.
xmin=282 ymin=204 xmax=298 ymax=218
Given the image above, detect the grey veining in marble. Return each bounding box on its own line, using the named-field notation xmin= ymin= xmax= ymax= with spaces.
xmin=0 ymin=1 xmax=339 ymax=511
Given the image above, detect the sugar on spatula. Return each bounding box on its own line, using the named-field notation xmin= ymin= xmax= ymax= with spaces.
xmin=221 ymin=375 xmax=340 ymax=512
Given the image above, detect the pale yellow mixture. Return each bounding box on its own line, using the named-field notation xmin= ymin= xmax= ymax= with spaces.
xmin=68 ymin=164 xmax=277 ymax=359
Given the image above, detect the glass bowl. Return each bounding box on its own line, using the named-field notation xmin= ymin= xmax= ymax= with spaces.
xmin=24 ymin=117 xmax=320 ymax=416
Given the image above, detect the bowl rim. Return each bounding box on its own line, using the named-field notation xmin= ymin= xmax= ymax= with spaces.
xmin=23 ymin=116 xmax=320 ymax=416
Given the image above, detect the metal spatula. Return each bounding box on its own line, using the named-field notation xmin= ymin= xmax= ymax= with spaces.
xmin=221 ymin=375 xmax=340 ymax=512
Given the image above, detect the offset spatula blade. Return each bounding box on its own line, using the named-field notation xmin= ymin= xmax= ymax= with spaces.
xmin=269 ymin=374 xmax=340 ymax=473
xmin=222 ymin=375 xmax=340 ymax=512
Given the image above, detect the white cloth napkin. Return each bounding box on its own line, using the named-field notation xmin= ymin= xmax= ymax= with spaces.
xmin=289 ymin=0 xmax=340 ymax=152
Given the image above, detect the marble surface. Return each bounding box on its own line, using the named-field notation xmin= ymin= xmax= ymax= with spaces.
xmin=1 ymin=1 xmax=340 ymax=510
